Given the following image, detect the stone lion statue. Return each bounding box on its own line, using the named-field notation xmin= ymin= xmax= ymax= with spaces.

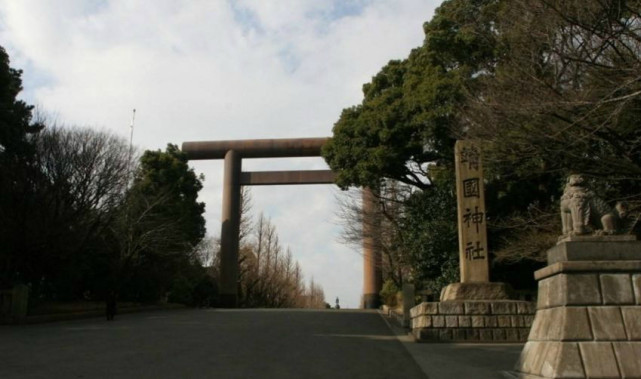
xmin=560 ymin=174 xmax=632 ymax=237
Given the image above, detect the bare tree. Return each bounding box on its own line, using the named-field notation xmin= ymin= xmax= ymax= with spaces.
xmin=467 ymin=0 xmax=641 ymax=183
xmin=334 ymin=181 xmax=416 ymax=288
xmin=9 ymin=125 xmax=135 ymax=296
xmin=208 ymin=187 xmax=326 ymax=308
xmin=33 ymin=126 xmax=134 ymax=251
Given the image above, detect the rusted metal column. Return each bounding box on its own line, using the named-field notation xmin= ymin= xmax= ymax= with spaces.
xmin=219 ymin=150 xmax=242 ymax=307
xmin=362 ymin=187 xmax=382 ymax=309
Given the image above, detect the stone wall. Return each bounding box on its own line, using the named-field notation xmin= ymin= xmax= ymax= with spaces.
xmin=411 ymin=300 xmax=535 ymax=342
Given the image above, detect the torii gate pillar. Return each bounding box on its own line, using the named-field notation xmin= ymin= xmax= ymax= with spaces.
xmin=362 ymin=187 xmax=382 ymax=309
xmin=219 ymin=150 xmax=242 ymax=307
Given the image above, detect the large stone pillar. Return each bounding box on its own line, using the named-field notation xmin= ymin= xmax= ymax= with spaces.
xmin=362 ymin=187 xmax=382 ymax=309
xmin=219 ymin=150 xmax=242 ymax=307
xmin=440 ymin=140 xmax=510 ymax=301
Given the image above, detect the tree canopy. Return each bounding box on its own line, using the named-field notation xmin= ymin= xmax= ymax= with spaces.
xmin=322 ymin=0 xmax=500 ymax=190
xmin=0 ymin=46 xmax=44 ymax=289
xmin=325 ymin=0 xmax=641 ymax=294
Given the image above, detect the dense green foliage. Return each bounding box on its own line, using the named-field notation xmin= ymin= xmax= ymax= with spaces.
xmin=106 ymin=144 xmax=210 ymax=304
xmin=322 ymin=0 xmax=500 ymax=190
xmin=0 ymin=46 xmax=43 ymax=289
xmin=134 ymin=144 xmax=206 ymax=251
xmin=397 ymin=179 xmax=460 ymax=295
xmin=326 ymin=0 xmax=641 ymax=294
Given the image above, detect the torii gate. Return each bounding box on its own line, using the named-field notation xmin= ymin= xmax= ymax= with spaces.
xmin=181 ymin=137 xmax=382 ymax=308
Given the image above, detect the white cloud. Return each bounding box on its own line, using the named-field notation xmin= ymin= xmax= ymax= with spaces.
xmin=0 ymin=0 xmax=439 ymax=308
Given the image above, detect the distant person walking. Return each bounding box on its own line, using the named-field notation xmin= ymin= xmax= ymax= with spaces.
xmin=106 ymin=291 xmax=117 ymax=321
xmin=335 ymin=297 xmax=340 ymax=309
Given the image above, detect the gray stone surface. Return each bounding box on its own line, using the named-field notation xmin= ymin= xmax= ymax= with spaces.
xmin=493 ymin=329 xmax=506 ymax=341
xmin=439 ymin=329 xmax=452 ymax=341
xmin=413 ymin=315 xmax=431 ymax=328
xmin=621 ymin=306 xmax=641 ymax=340
xmin=548 ymin=240 xmax=641 ymax=264
xmin=514 ymin=341 xmax=537 ymax=375
xmin=558 ymin=307 xmax=592 ymax=341
xmin=537 ymin=276 xmax=556 ymax=309
xmin=557 ymin=234 xmax=637 ymax=244
xmin=411 ymin=302 xmax=438 ymax=317
xmin=506 ymin=329 xmax=520 ymax=342
xmin=528 ymin=341 xmax=549 ymax=376
xmin=517 ymin=302 xmax=536 ymax=315
xmin=492 ymin=301 xmax=518 ymax=314
xmin=466 ymin=329 xmax=480 ymax=340
xmin=527 ymin=309 xmax=547 ymax=340
xmin=518 ymin=328 xmax=530 ymax=341
xmin=402 ymin=283 xmax=415 ymax=327
xmin=439 ymin=301 xmax=464 ymax=314
xmin=440 ymin=282 xmax=511 ymax=301
xmin=612 ymin=342 xmax=641 ymax=378
xmin=498 ymin=315 xmax=511 ymax=328
xmin=410 ymin=300 xmax=535 ymax=343
xmin=634 ymin=274 xmax=641 ymax=304
xmin=535 ymin=261 xmax=641 ymax=281
xmin=464 ymin=301 xmax=491 ymax=314
xmin=538 ymin=342 xmax=585 ymax=379
xmin=458 ymin=315 xmax=471 ymax=327
xmin=485 ymin=315 xmax=498 ymax=327
xmin=537 ymin=273 xmax=603 ymax=307
xmin=600 ymin=273 xmax=634 ymax=304
xmin=565 ymin=274 xmax=602 ymax=305
xmin=452 ymin=329 xmax=466 ymax=341
xmin=579 ymin=342 xmax=620 ymax=378
xmin=588 ymin=307 xmax=627 ymax=340
xmin=529 ymin=307 xmax=593 ymax=341
xmin=514 ymin=241 xmax=641 ymax=378
xmin=471 ymin=315 xmax=484 ymax=328
xmin=479 ymin=329 xmax=493 ymax=340
xmin=544 ymin=308 xmax=564 ymax=341
xmin=445 ymin=315 xmax=458 ymax=327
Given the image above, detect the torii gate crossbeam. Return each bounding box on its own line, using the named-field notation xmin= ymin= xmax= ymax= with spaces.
xmin=182 ymin=137 xmax=382 ymax=308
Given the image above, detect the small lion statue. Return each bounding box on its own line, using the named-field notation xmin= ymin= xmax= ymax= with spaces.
xmin=560 ymin=174 xmax=632 ymax=237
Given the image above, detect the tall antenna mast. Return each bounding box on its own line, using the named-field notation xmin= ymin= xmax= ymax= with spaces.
xmin=129 ymin=108 xmax=136 ymax=153
xmin=128 ymin=108 xmax=137 ymax=182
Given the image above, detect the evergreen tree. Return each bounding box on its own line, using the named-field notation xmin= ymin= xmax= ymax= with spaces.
xmin=0 ymin=45 xmax=43 ymax=289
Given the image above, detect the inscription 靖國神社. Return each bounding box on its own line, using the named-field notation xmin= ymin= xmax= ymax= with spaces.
xmin=455 ymin=141 xmax=489 ymax=282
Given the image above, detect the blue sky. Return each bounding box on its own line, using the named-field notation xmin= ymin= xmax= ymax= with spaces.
xmin=0 ymin=0 xmax=440 ymax=308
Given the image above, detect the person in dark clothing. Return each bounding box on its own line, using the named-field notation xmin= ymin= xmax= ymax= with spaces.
xmin=106 ymin=291 xmax=117 ymax=321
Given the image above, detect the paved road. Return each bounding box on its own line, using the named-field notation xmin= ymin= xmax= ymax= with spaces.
xmin=1 ymin=309 xmax=427 ymax=379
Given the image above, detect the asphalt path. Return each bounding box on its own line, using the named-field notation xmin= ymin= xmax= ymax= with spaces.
xmin=0 ymin=308 xmax=428 ymax=379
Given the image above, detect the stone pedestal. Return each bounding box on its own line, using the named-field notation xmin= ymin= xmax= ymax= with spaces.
xmin=440 ymin=282 xmax=511 ymax=301
xmin=511 ymin=241 xmax=641 ymax=378
xmin=411 ymin=300 xmax=535 ymax=342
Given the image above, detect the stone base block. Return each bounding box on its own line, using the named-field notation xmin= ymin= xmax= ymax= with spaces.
xmin=511 ymin=341 xmax=641 ymax=378
xmin=410 ymin=300 xmax=535 ymax=343
xmin=440 ymin=282 xmax=512 ymax=301
xmin=513 ymin=241 xmax=641 ymax=378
